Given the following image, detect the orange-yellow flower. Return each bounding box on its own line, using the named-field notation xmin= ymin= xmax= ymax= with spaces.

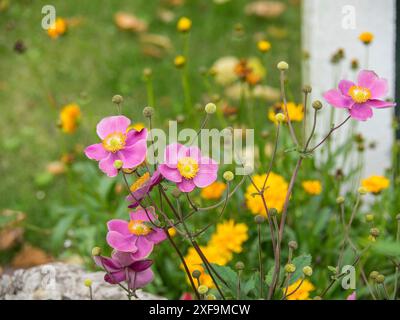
xmin=302 ymin=180 xmax=322 ymax=195
xmin=359 ymin=32 xmax=374 ymax=45
xmin=361 ymin=175 xmax=390 ymax=194
xmin=245 ymin=173 xmax=288 ymax=215
xmin=268 ymin=102 xmax=304 ymax=124
xmin=284 ymin=279 xmax=315 ymax=300
xmin=257 ymin=40 xmax=271 ymax=53
xmin=200 ymin=182 xmax=227 ymax=200
xmin=177 ymin=17 xmax=192 ymax=32
xmin=47 ymin=18 xmax=67 ymax=39
xmin=59 ymin=103 xmax=81 ymax=134
xmin=209 ymin=220 xmax=248 ymax=254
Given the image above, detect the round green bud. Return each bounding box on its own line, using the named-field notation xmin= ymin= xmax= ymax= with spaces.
xmin=254 ymin=215 xmax=265 ymax=224
xmin=192 ymin=270 xmax=201 ymax=279
xmin=312 ymin=100 xmax=323 ymax=110
xmin=91 ymin=247 xmax=102 ymax=256
xmin=275 ymin=113 xmax=286 ymax=122
xmin=284 ymin=263 xmax=296 ymax=274
xmin=235 ymin=261 xmax=245 ymax=271
xmin=197 ymin=285 xmax=209 ymax=295
xmin=269 ymin=208 xmax=278 ymax=217
xmin=277 ymin=61 xmax=289 ymax=70
xmin=396 ymin=214 xmax=400 ymax=221
xmin=143 ymin=68 xmax=152 ymax=78
xmin=302 ymin=85 xmax=312 ymax=94
xmin=369 ymin=271 xmax=379 ymax=280
xmin=303 ymin=266 xmax=313 ymax=277
xmin=206 ymin=293 xmax=217 ymax=300
xmin=171 ymin=188 xmax=181 ymax=199
xmin=223 ymin=171 xmax=234 ymax=182
xmin=336 ymin=196 xmax=345 ymax=204
xmin=112 ymin=95 xmax=123 ymax=105
xmin=113 ymin=160 xmax=123 ymax=169
xmin=143 ymin=106 xmax=154 ymax=118
xmin=375 ymin=274 xmax=385 ymax=284
xmin=84 ymin=279 xmax=92 ymax=287
xmin=365 ymin=214 xmax=374 ymax=222
xmin=176 ymin=114 xmax=185 ymax=123
xmin=288 ymin=240 xmax=298 ymax=250
xmin=205 ymin=103 xmax=217 ymax=114
xmin=313 ymin=296 xmax=322 ymax=300
xmin=358 ymin=186 xmax=368 ymax=195
xmin=370 ymin=227 xmax=380 ymax=238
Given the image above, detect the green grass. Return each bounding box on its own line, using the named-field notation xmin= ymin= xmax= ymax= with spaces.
xmin=0 ymin=0 xmax=302 ymax=252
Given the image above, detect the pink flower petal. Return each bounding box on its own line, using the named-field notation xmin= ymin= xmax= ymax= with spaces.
xmin=93 ymin=256 xmax=122 ymax=272
xmin=111 ymin=251 xmax=136 ymax=267
xmin=177 ymin=179 xmax=196 ymax=192
xmin=193 ymin=157 xmax=218 ymax=188
xmin=105 ymin=270 xmax=126 ymax=284
xmin=131 ymin=237 xmax=154 ymax=260
xmin=187 ymin=146 xmax=202 ymax=161
xmin=349 ymin=103 xmax=373 ymax=121
xmin=323 ymin=89 xmax=353 ymax=108
xmin=130 ymin=259 xmax=153 ymax=272
xmin=369 ymin=78 xmax=388 ymax=99
xmin=164 ymin=143 xmax=187 ymax=168
xmin=106 ymin=231 xmax=137 ymax=252
xmin=96 ymin=116 xmax=131 ymax=139
xmin=84 ymin=143 xmax=108 ymax=161
xmin=338 ymin=80 xmax=355 ymax=96
xmin=147 ymin=228 xmax=167 ymax=244
xmin=130 ymin=207 xmax=156 ymax=222
xmin=368 ymin=99 xmax=396 ymax=109
xmin=99 ymin=153 xmax=119 ymax=177
xmin=117 ymin=139 xmax=147 ymax=168
xmin=128 ymin=268 xmax=154 ymax=290
xmin=357 ymin=70 xmax=378 ymax=88
xmin=107 ymin=219 xmax=130 ymax=236
xmin=159 ymin=164 xmax=182 ymax=183
xmin=126 ymin=128 xmax=147 ymax=147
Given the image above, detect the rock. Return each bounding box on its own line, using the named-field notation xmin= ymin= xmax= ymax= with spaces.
xmin=0 ymin=263 xmax=164 ymax=300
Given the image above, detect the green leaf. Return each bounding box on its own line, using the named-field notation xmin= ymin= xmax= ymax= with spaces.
xmin=370 ymin=240 xmax=400 ymax=257
xmin=288 ymin=254 xmax=312 ymax=285
xmin=51 ymin=213 xmax=77 ymax=250
xmin=208 ymin=263 xmax=237 ymax=294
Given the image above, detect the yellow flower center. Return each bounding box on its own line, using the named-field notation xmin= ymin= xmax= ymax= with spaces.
xmin=128 ymin=220 xmax=152 ymax=236
xmin=102 ymin=132 xmax=126 ymax=153
xmin=130 ymin=172 xmax=150 ymax=192
xmin=348 ymin=85 xmax=371 ymax=103
xmin=177 ymin=157 xmax=199 ymax=179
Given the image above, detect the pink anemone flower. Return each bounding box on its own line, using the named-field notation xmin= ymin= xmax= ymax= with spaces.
xmin=158 ymin=143 xmax=218 ymax=192
xmin=106 ymin=206 xmax=166 ymax=259
xmin=323 ymin=70 xmax=396 ymax=121
xmin=94 ymin=251 xmax=154 ymax=290
xmin=84 ymin=116 xmax=148 ymax=177
xmin=126 ymin=170 xmax=163 ymax=208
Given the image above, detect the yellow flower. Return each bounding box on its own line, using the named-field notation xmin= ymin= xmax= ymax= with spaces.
xmin=257 ymin=40 xmax=271 ymax=53
xmin=268 ymin=102 xmax=304 ymax=124
xmin=359 ymin=32 xmax=374 ymax=45
xmin=182 ymin=245 xmax=231 ymax=288
xmin=177 ymin=17 xmax=192 ymax=32
xmin=174 ymin=55 xmax=186 ymax=68
xmin=47 ymin=17 xmax=67 ymax=39
xmin=200 ymin=182 xmax=227 ymax=200
xmin=361 ymin=175 xmax=390 ymax=194
xmin=302 ymin=180 xmax=322 ymax=195
xmin=168 ymin=227 xmax=176 ymax=237
xmin=128 ymin=123 xmax=145 ymax=132
xmin=59 ymin=103 xmax=81 ymax=134
xmin=285 ymin=279 xmax=315 ymax=300
xmin=209 ymin=220 xmax=248 ymax=254
xmin=245 ymin=173 xmax=288 ymax=215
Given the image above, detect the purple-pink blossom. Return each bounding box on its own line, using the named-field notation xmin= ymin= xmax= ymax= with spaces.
xmin=127 ymin=170 xmax=163 ymax=208
xmin=106 ymin=206 xmax=166 ymax=259
xmin=94 ymin=251 xmax=154 ymax=290
xmin=84 ymin=116 xmax=148 ymax=177
xmin=158 ymin=143 xmax=218 ymax=192
xmin=323 ymin=70 xmax=396 ymax=121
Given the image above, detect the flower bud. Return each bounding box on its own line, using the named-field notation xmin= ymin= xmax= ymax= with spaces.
xmin=257 ymin=40 xmax=271 ymax=53
xmin=369 ymin=271 xmax=379 ymax=280
xmin=365 ymin=214 xmax=374 ymax=222
xmin=143 ymin=68 xmax=152 ymax=78
xmin=284 ymin=263 xmax=296 ymax=273
xmin=303 ymin=266 xmax=313 ymax=277
xmin=302 ymin=85 xmax=312 ymax=94
xmin=91 ymin=247 xmax=102 ymax=256
xmin=336 ymin=196 xmax=345 ymax=204
xmin=312 ymin=100 xmax=323 ymax=110
xmin=197 ymin=285 xmax=208 ymax=295
xmin=177 ymin=17 xmax=192 ymax=33
xmin=223 ymin=171 xmax=234 ymax=182
xmin=235 ymin=261 xmax=245 ymax=271
xmin=275 ymin=112 xmax=286 ymax=122
xmin=112 ymin=95 xmax=123 ymax=105
xmin=277 ymin=61 xmax=289 ymax=70
xmin=358 ymin=186 xmax=368 ymax=195
xmin=84 ymin=279 xmax=92 ymax=287
xmin=143 ymin=106 xmax=154 ymax=118
xmin=113 ymin=160 xmax=123 ymax=169
xmin=192 ymin=270 xmax=201 ymax=279
xmin=375 ymin=274 xmax=385 ymax=284
xmin=288 ymin=240 xmax=298 ymax=250
xmin=206 ymin=294 xmax=217 ymax=300
xmin=396 ymin=213 xmax=400 ymax=221
xmin=205 ymin=103 xmax=216 ymax=114
xmin=254 ymin=215 xmax=265 ymax=224
xmin=313 ymin=296 xmax=322 ymax=300
xmin=171 ymin=188 xmax=181 ymax=198
xmin=174 ymin=55 xmax=186 ymax=68
xmin=369 ymin=227 xmax=380 ymax=238
xmin=269 ymin=208 xmax=278 ymax=217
